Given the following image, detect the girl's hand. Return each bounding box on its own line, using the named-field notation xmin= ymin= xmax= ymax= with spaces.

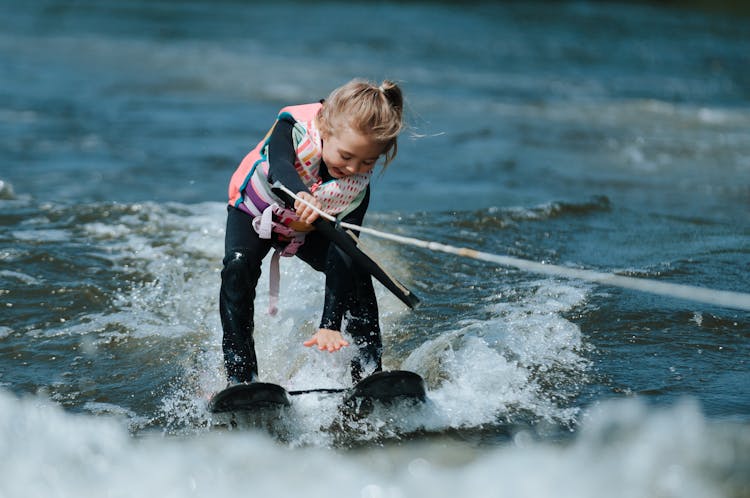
xmin=294 ymin=192 xmax=322 ymax=225
xmin=303 ymin=329 xmax=350 ymax=352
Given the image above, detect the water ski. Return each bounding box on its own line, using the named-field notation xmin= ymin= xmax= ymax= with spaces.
xmin=343 ymin=370 xmax=426 ymax=414
xmin=208 ymin=382 xmax=291 ymax=413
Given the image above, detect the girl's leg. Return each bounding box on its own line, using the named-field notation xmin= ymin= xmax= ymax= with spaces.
xmin=346 ymin=272 xmax=382 ymax=383
xmin=219 ymin=206 xmax=271 ymax=383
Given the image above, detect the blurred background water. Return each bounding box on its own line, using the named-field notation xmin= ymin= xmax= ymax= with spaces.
xmin=1 ymin=1 xmax=749 ymax=497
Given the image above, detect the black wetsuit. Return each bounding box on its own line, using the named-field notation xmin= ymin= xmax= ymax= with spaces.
xmin=220 ymin=116 xmax=382 ymax=384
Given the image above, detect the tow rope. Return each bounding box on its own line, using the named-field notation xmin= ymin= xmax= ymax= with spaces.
xmin=275 ymin=182 xmax=750 ymax=312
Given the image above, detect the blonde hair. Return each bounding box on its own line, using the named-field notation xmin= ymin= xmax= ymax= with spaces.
xmin=318 ymin=79 xmax=404 ymax=166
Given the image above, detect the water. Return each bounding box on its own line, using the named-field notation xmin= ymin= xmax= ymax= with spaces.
xmin=1 ymin=1 xmax=749 ymax=496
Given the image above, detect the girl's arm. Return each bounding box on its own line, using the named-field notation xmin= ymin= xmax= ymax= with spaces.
xmin=317 ymin=188 xmax=371 ymax=332
xmin=266 ymin=117 xmax=309 ymax=199
xmin=304 ymin=192 xmax=371 ymax=352
xmin=267 ymin=117 xmax=323 ymax=224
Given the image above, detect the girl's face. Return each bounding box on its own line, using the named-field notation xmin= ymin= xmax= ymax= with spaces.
xmin=321 ymin=126 xmax=385 ymax=179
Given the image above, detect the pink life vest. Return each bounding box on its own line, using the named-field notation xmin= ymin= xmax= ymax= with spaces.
xmin=227 ymin=103 xmax=371 ymax=315
xmin=228 ymin=102 xmax=370 ymax=218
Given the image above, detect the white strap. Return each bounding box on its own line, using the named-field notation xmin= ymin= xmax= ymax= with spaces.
xmin=268 ymin=250 xmax=281 ymax=316
xmin=253 ymin=204 xmax=276 ymax=240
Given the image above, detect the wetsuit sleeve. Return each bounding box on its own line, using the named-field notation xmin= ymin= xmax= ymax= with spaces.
xmin=266 ymin=117 xmax=309 ymax=205
xmin=319 ymin=187 xmax=371 ymax=331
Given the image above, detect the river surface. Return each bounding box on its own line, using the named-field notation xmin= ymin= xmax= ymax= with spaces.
xmin=1 ymin=1 xmax=749 ymax=497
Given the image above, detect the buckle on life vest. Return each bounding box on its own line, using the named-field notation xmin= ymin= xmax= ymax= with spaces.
xmin=252 ymin=203 xmax=308 ymax=256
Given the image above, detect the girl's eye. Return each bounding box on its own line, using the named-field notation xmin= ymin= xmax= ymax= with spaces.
xmin=340 ymin=154 xmax=351 ymax=160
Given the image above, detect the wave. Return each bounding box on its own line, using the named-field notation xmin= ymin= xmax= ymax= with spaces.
xmin=377 ymin=196 xmax=612 ymax=232
xmin=9 ymin=196 xmax=743 ymax=450
xmin=0 ymin=179 xmax=15 ymax=200
xmin=1 ymin=198 xmax=597 ymax=441
xmin=1 ymin=390 xmax=748 ymax=498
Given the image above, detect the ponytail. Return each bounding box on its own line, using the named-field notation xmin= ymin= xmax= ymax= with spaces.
xmin=378 ymin=80 xmax=403 ymax=117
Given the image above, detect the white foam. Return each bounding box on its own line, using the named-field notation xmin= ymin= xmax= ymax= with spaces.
xmin=0 ymin=326 xmax=12 ymax=339
xmin=30 ymin=202 xmax=228 ymax=343
xmin=11 ymin=228 xmax=71 ymax=242
xmin=0 ymin=269 xmax=41 ymax=286
xmin=0 ymin=390 xmax=746 ymax=498
xmin=402 ymin=279 xmax=590 ymax=429
xmin=0 ymin=179 xmax=15 ymax=199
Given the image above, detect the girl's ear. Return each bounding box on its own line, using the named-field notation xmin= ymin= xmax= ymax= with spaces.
xmin=314 ymin=114 xmax=328 ymax=141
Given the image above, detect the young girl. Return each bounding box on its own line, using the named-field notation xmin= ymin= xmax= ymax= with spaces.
xmin=220 ymin=79 xmax=404 ymax=385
